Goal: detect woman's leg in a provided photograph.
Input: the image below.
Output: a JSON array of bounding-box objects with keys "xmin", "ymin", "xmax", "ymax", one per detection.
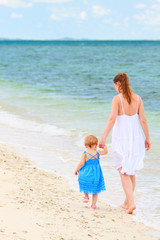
[
  {"xmin": 118, "ymin": 168, "xmax": 136, "ymax": 214},
  {"xmin": 121, "ymin": 175, "xmax": 136, "ymax": 209},
  {"xmin": 130, "ymin": 175, "xmax": 136, "ymax": 192}
]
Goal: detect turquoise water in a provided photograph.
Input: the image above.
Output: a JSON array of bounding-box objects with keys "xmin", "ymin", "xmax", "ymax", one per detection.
[{"xmin": 0, "ymin": 40, "xmax": 160, "ymax": 230}]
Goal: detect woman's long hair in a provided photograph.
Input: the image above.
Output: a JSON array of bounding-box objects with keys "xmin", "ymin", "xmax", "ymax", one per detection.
[{"xmin": 113, "ymin": 72, "xmax": 132, "ymax": 104}]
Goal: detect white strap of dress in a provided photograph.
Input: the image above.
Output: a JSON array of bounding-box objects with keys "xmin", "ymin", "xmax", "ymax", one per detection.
[
  {"xmin": 137, "ymin": 96, "xmax": 139, "ymax": 114},
  {"xmin": 118, "ymin": 95, "xmax": 125, "ymax": 114}
]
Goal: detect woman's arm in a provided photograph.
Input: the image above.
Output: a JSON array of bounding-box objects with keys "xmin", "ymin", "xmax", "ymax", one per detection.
[
  {"xmin": 99, "ymin": 96, "xmax": 118, "ymax": 148},
  {"xmin": 75, "ymin": 153, "xmax": 85, "ymax": 175},
  {"xmin": 138, "ymin": 97, "xmax": 151, "ymax": 150}
]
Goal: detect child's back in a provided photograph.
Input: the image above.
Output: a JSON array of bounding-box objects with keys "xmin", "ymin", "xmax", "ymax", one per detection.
[{"xmin": 78, "ymin": 151, "xmax": 106, "ymax": 194}]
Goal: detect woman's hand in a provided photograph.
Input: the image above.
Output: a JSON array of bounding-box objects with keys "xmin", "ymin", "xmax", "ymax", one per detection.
[
  {"xmin": 145, "ymin": 138, "xmax": 151, "ymax": 151},
  {"xmin": 99, "ymin": 138, "xmax": 106, "ymax": 149}
]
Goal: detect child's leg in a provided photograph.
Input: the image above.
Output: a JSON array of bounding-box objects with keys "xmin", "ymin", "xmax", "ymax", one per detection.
[
  {"xmin": 83, "ymin": 193, "xmax": 89, "ymax": 202},
  {"xmin": 92, "ymin": 194, "xmax": 98, "ymax": 206},
  {"xmin": 84, "ymin": 193, "xmax": 89, "ymax": 198},
  {"xmin": 118, "ymin": 168, "xmax": 136, "ymax": 214}
]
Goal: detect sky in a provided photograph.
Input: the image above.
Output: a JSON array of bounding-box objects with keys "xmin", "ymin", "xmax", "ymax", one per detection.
[{"xmin": 0, "ymin": 0, "xmax": 160, "ymax": 40}]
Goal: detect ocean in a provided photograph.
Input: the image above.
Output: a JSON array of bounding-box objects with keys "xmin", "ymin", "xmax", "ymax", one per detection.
[{"xmin": 0, "ymin": 40, "xmax": 159, "ymax": 230}]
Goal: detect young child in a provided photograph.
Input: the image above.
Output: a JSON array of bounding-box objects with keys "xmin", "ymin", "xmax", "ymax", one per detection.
[{"xmin": 75, "ymin": 135, "xmax": 108, "ymax": 209}]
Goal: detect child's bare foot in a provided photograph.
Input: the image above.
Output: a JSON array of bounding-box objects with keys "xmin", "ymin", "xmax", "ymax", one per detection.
[
  {"xmin": 126, "ymin": 205, "xmax": 136, "ymax": 214},
  {"xmin": 91, "ymin": 204, "xmax": 97, "ymax": 209},
  {"xmin": 83, "ymin": 196, "xmax": 89, "ymax": 203}
]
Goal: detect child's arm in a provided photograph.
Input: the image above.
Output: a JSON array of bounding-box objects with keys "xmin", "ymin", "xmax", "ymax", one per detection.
[
  {"xmin": 98, "ymin": 145, "xmax": 108, "ymax": 156},
  {"xmin": 75, "ymin": 153, "xmax": 86, "ymax": 175}
]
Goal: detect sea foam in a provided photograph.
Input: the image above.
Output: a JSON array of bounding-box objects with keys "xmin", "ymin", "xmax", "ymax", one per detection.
[{"xmin": 0, "ymin": 110, "xmax": 71, "ymax": 137}]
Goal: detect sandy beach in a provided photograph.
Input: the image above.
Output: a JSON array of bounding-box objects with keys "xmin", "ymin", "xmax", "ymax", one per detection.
[{"xmin": 0, "ymin": 143, "xmax": 159, "ymax": 240}]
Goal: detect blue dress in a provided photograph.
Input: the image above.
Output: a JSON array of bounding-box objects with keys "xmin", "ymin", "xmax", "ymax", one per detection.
[{"xmin": 78, "ymin": 151, "xmax": 106, "ymax": 194}]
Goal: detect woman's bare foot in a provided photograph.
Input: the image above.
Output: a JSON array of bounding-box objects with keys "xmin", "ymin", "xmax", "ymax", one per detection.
[
  {"xmin": 120, "ymin": 199, "xmax": 129, "ymax": 209},
  {"xmin": 126, "ymin": 205, "xmax": 136, "ymax": 214},
  {"xmin": 120, "ymin": 203, "xmax": 129, "ymax": 209}
]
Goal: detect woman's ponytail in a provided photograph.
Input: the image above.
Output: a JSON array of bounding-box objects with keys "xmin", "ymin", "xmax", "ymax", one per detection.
[{"xmin": 113, "ymin": 72, "xmax": 132, "ymax": 104}]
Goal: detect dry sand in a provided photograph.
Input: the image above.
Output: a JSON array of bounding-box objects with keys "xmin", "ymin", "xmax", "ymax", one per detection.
[{"xmin": 0, "ymin": 143, "xmax": 159, "ymax": 240}]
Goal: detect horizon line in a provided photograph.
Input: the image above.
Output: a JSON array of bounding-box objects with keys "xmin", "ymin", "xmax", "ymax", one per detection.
[{"xmin": 0, "ymin": 38, "xmax": 160, "ymax": 41}]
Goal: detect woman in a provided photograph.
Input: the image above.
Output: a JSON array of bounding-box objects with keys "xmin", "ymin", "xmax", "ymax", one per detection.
[{"xmin": 99, "ymin": 72, "xmax": 151, "ymax": 214}]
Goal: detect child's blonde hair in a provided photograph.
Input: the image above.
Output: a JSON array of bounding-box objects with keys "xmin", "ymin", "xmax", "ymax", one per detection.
[{"xmin": 85, "ymin": 135, "xmax": 98, "ymax": 148}]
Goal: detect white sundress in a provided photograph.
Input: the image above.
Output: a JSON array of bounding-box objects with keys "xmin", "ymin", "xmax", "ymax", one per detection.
[{"xmin": 112, "ymin": 95, "xmax": 145, "ymax": 175}]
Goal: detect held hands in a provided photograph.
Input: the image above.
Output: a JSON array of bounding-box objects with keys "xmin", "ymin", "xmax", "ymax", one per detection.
[
  {"xmin": 145, "ymin": 138, "xmax": 151, "ymax": 151},
  {"xmin": 99, "ymin": 138, "xmax": 106, "ymax": 149},
  {"xmin": 74, "ymin": 170, "xmax": 79, "ymax": 175}
]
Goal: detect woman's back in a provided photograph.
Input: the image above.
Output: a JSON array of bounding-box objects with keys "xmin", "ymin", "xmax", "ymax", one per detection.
[{"xmin": 117, "ymin": 93, "xmax": 139, "ymax": 116}]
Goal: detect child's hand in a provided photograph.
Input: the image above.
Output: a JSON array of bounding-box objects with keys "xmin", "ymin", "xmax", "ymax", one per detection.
[{"xmin": 75, "ymin": 171, "xmax": 79, "ymax": 175}]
